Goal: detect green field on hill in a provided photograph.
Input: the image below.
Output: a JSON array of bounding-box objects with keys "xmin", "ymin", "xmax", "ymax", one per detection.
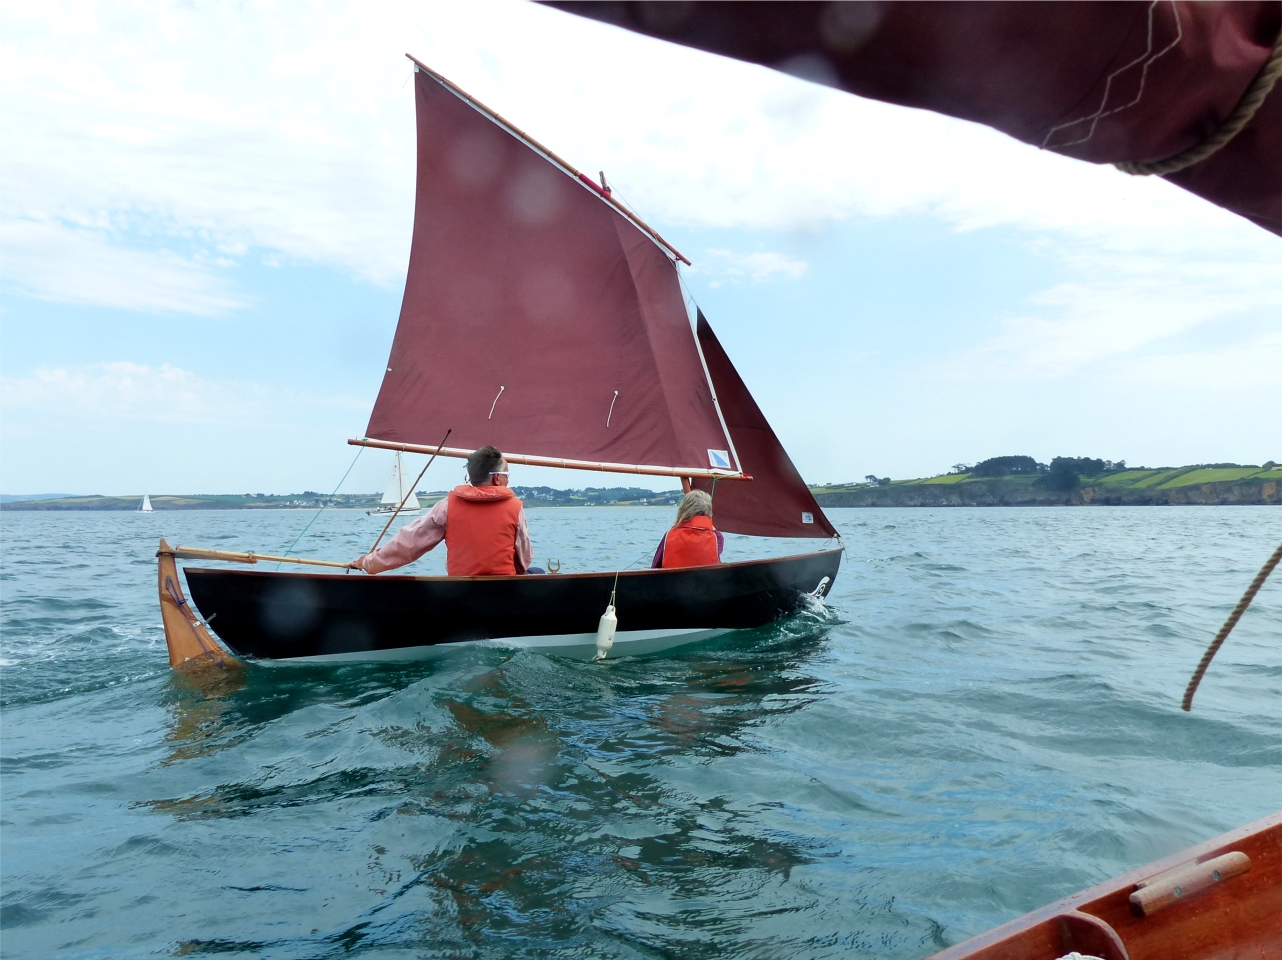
[
  {"xmin": 812, "ymin": 465, "xmax": 1282, "ymax": 495},
  {"xmin": 810, "ymin": 463, "xmax": 1281, "ymax": 507}
]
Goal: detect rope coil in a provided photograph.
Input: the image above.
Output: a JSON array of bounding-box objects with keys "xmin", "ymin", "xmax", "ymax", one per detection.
[
  {"xmin": 1116, "ymin": 28, "xmax": 1282, "ymax": 177},
  {"xmin": 1182, "ymin": 540, "xmax": 1282, "ymax": 711}
]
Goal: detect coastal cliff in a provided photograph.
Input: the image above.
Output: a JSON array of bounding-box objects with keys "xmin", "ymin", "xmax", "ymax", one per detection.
[{"xmin": 812, "ymin": 468, "xmax": 1281, "ymax": 508}]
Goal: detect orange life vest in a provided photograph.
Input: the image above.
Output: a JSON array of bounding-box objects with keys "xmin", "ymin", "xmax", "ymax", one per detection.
[
  {"xmin": 660, "ymin": 515, "xmax": 721, "ymax": 568},
  {"xmin": 444, "ymin": 484, "xmax": 523, "ymax": 577}
]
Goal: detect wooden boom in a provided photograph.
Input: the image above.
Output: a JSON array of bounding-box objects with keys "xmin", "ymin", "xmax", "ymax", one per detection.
[{"xmin": 347, "ymin": 437, "xmax": 750, "ymax": 481}]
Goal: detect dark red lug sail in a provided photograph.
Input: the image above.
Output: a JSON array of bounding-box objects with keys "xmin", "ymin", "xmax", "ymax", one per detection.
[
  {"xmin": 366, "ymin": 67, "xmax": 738, "ymax": 476},
  {"xmin": 548, "ymin": 1, "xmax": 1282, "ymax": 236},
  {"xmin": 692, "ymin": 312, "xmax": 836, "ymax": 539}
]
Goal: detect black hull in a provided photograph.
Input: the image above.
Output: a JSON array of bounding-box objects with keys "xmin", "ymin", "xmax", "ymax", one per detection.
[{"xmin": 183, "ymin": 550, "xmax": 841, "ymax": 662}]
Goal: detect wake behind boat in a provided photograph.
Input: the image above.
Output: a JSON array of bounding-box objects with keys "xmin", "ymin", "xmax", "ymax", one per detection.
[{"xmin": 157, "ymin": 56, "xmax": 841, "ymax": 668}]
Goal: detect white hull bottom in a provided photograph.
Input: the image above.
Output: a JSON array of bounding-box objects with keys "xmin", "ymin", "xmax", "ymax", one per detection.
[{"xmin": 254, "ymin": 627, "xmax": 732, "ymax": 665}]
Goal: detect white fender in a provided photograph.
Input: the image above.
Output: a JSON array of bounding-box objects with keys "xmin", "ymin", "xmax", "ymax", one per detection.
[{"xmin": 594, "ymin": 604, "xmax": 617, "ymax": 660}]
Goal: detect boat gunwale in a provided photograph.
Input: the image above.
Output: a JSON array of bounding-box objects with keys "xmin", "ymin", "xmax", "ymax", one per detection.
[
  {"xmin": 928, "ymin": 810, "xmax": 1282, "ymax": 959},
  {"xmin": 179, "ymin": 547, "xmax": 844, "ymax": 584}
]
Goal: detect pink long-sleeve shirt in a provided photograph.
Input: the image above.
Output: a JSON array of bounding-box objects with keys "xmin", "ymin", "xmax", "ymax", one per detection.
[{"xmin": 357, "ymin": 496, "xmax": 532, "ymax": 575}]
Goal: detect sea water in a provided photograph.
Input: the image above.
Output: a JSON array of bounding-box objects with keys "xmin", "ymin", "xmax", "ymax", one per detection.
[{"xmin": 1, "ymin": 507, "xmax": 1278, "ymax": 959}]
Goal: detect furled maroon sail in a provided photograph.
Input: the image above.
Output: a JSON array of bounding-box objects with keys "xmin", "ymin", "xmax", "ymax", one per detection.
[
  {"xmin": 692, "ymin": 313, "xmax": 835, "ymax": 539},
  {"xmin": 550, "ymin": 1, "xmax": 1282, "ymax": 236},
  {"xmin": 364, "ymin": 65, "xmax": 740, "ymax": 477}
]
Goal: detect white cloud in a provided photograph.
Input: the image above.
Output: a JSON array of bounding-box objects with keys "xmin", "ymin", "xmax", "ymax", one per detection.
[
  {"xmin": 703, "ymin": 248, "xmax": 808, "ymax": 282},
  {"xmin": 1120, "ymin": 329, "xmax": 1282, "ymax": 391},
  {"xmin": 0, "ymin": 219, "xmax": 243, "ymax": 315},
  {"xmin": 0, "ymin": 362, "xmax": 364, "ymax": 427},
  {"xmin": 1, "ymin": 0, "xmax": 1278, "ymax": 490},
  {"xmin": 933, "ymin": 257, "xmax": 1282, "ymax": 381},
  {"xmin": 2, "ymin": 0, "xmax": 1275, "ymax": 317}
]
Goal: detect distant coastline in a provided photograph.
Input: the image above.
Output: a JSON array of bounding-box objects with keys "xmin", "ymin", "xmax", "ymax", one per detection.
[
  {"xmin": 811, "ymin": 465, "xmax": 1281, "ymax": 507},
  {"xmin": 0, "ymin": 486, "xmax": 685, "ymax": 512},
  {"xmin": 5, "ymin": 466, "xmax": 1279, "ymax": 511}
]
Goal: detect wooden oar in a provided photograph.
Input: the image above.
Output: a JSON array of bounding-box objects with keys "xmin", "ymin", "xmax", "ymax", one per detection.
[{"xmin": 171, "ymin": 546, "xmax": 352, "ymax": 569}]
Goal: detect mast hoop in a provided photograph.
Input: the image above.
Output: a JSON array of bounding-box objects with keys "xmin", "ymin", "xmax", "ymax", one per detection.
[
  {"xmin": 406, "ymin": 53, "xmax": 691, "ymax": 266},
  {"xmin": 349, "ymin": 437, "xmax": 751, "ymax": 481}
]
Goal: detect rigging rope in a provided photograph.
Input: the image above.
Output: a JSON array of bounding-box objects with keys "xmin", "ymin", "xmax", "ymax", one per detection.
[
  {"xmin": 1182, "ymin": 539, "xmax": 1282, "ymax": 711},
  {"xmin": 1116, "ymin": 28, "xmax": 1282, "ymax": 177},
  {"xmin": 275, "ymin": 445, "xmax": 364, "ymax": 570}
]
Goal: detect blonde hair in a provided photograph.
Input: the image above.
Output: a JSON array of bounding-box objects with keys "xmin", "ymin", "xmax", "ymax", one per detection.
[{"xmin": 674, "ymin": 489, "xmax": 713, "ymax": 526}]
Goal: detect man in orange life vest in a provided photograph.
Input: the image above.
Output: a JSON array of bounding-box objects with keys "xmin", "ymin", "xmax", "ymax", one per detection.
[
  {"xmin": 352, "ymin": 446, "xmax": 535, "ymax": 576},
  {"xmin": 651, "ymin": 490, "xmax": 724, "ymax": 568}
]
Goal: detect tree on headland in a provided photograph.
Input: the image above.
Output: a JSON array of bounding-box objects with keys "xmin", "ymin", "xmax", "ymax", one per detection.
[
  {"xmin": 1049, "ymin": 457, "xmax": 1106, "ymax": 476},
  {"xmin": 1037, "ymin": 456, "xmax": 1114, "ymax": 491},
  {"xmin": 972, "ymin": 456, "xmax": 1042, "ymax": 477}
]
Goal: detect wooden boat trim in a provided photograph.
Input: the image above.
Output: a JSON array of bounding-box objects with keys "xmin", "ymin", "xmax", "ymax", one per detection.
[
  {"xmin": 156, "ymin": 538, "xmax": 239, "ymax": 669},
  {"xmin": 179, "ymin": 548, "xmax": 841, "ymax": 662},
  {"xmin": 179, "ymin": 547, "xmax": 844, "ymax": 583},
  {"xmin": 348, "ymin": 437, "xmax": 750, "ymax": 481},
  {"xmin": 928, "ymin": 810, "xmax": 1282, "ymax": 960}
]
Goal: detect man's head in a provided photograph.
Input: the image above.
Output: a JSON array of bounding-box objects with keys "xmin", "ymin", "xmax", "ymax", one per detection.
[{"xmin": 466, "ymin": 445, "xmax": 507, "ymax": 486}]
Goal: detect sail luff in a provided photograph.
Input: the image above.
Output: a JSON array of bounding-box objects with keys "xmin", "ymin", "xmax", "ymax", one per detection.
[
  {"xmin": 684, "ymin": 286, "xmax": 744, "ymax": 477},
  {"xmin": 405, "ymin": 55, "xmax": 690, "ymax": 266}
]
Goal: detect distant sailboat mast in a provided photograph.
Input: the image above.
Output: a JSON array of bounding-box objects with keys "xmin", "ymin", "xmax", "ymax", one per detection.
[
  {"xmin": 139, "ymin": 494, "xmax": 153, "ymax": 513},
  {"xmin": 371, "ymin": 452, "xmax": 420, "ymax": 515}
]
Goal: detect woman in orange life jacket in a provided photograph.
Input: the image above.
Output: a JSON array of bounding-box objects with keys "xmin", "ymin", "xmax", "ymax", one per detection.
[
  {"xmin": 651, "ymin": 489, "xmax": 724, "ymax": 569},
  {"xmin": 352, "ymin": 445, "xmax": 542, "ymax": 576}
]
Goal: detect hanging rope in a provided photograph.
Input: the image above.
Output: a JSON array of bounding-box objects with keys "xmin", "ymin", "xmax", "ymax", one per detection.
[
  {"xmin": 1116, "ymin": 29, "xmax": 1282, "ymax": 177},
  {"xmin": 1182, "ymin": 540, "xmax": 1282, "ymax": 711},
  {"xmin": 275, "ymin": 445, "xmax": 364, "ymax": 569}
]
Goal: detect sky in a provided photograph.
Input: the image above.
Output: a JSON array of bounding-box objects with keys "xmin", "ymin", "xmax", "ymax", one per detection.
[{"xmin": 2, "ymin": 1, "xmax": 1279, "ymax": 497}]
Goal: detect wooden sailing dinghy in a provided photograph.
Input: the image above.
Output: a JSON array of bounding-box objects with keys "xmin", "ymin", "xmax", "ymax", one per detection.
[
  {"xmin": 158, "ymin": 56, "xmax": 841, "ymax": 667},
  {"xmin": 927, "ymin": 811, "xmax": 1281, "ymax": 960}
]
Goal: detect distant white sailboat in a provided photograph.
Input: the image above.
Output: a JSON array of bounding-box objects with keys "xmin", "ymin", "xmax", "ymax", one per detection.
[
  {"xmin": 139, "ymin": 494, "xmax": 153, "ymax": 513},
  {"xmin": 368, "ymin": 452, "xmax": 420, "ymax": 516}
]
